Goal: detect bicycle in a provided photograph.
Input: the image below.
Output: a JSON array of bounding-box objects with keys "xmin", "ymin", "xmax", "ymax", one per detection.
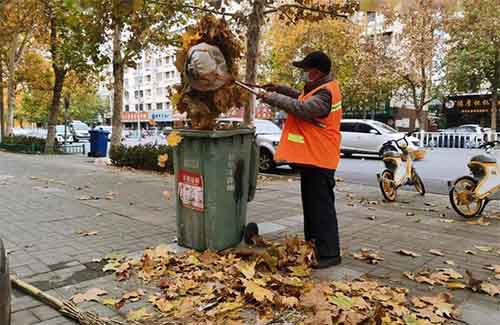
[{"xmin": 377, "ymin": 131, "xmax": 426, "ymax": 202}]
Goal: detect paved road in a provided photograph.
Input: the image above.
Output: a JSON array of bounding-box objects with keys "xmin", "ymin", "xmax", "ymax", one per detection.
[{"xmin": 274, "ymin": 149, "xmax": 496, "ymax": 195}]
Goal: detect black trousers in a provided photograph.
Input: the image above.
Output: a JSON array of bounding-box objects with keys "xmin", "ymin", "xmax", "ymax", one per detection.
[{"xmin": 300, "ymin": 166, "xmax": 340, "ymax": 258}]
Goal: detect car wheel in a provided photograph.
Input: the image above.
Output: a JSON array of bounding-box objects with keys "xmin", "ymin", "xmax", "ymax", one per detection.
[
  {"xmin": 0, "ymin": 239, "xmax": 11, "ymax": 325},
  {"xmin": 259, "ymin": 149, "xmax": 276, "ymax": 173}
]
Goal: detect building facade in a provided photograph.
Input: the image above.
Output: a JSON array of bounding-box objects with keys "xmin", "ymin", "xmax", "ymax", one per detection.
[{"xmin": 98, "ymin": 47, "xmax": 181, "ymax": 129}]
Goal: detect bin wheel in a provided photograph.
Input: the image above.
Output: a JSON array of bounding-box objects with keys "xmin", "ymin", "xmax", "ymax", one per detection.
[{"xmin": 244, "ymin": 222, "xmax": 259, "ymax": 245}]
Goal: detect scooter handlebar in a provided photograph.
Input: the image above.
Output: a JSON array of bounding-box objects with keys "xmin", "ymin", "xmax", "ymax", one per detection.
[{"xmin": 479, "ymin": 140, "xmax": 500, "ymax": 149}]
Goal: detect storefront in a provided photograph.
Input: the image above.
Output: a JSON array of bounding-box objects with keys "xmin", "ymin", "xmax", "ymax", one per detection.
[
  {"xmin": 444, "ymin": 94, "xmax": 499, "ymax": 129},
  {"xmin": 122, "ymin": 111, "xmax": 149, "ymax": 130}
]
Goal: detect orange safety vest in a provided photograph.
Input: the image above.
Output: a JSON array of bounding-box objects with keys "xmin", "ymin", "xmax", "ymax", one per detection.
[{"xmin": 275, "ymin": 80, "xmax": 342, "ymax": 170}]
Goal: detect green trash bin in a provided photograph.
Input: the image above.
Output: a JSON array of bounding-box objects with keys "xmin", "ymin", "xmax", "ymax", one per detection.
[{"xmin": 173, "ymin": 128, "xmax": 258, "ymax": 251}]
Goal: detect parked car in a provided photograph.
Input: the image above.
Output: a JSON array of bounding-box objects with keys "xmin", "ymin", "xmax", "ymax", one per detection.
[
  {"xmin": 340, "ymin": 119, "xmax": 422, "ymax": 157},
  {"xmin": 0, "ymin": 238, "xmax": 11, "ymax": 325},
  {"xmin": 438, "ymin": 124, "xmax": 486, "ymax": 148},
  {"xmin": 217, "ymin": 118, "xmax": 282, "ymax": 172},
  {"xmin": 55, "ymin": 125, "xmax": 74, "ymax": 144},
  {"xmin": 69, "ymin": 121, "xmax": 90, "ymax": 142}
]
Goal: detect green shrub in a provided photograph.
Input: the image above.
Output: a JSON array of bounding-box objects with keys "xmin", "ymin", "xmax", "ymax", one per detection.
[
  {"xmin": 0, "ymin": 135, "xmax": 46, "ymax": 153},
  {"xmin": 109, "ymin": 144, "xmax": 173, "ymax": 174}
]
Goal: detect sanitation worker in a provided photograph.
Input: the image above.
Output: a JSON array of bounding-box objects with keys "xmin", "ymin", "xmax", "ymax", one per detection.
[{"xmin": 257, "ymin": 51, "xmax": 342, "ymax": 269}]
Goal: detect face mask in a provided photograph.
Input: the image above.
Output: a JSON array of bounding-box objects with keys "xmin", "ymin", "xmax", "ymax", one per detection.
[{"xmin": 302, "ymin": 71, "xmax": 312, "ymax": 83}]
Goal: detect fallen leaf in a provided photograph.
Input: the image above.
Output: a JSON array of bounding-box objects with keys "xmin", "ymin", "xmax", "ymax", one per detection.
[
  {"xmin": 152, "ymin": 297, "xmax": 175, "ymax": 313},
  {"xmin": 352, "ymin": 248, "xmax": 384, "ymax": 264},
  {"xmin": 367, "ymin": 216, "xmax": 376, "ymax": 221},
  {"xmin": 406, "ymin": 212, "xmax": 415, "ymax": 216},
  {"xmin": 437, "ymin": 268, "xmax": 463, "ymax": 279},
  {"xmin": 243, "ymin": 280, "xmax": 274, "ymax": 302},
  {"xmin": 127, "ymin": 307, "xmax": 151, "ymax": 321},
  {"xmin": 465, "ymin": 250, "xmax": 477, "ymax": 255},
  {"xmin": 444, "ymin": 260, "xmax": 456, "ymax": 266},
  {"xmin": 78, "ymin": 195, "xmax": 98, "ymax": 201},
  {"xmin": 439, "ymin": 218, "xmax": 455, "ymax": 224},
  {"xmin": 288, "ymin": 265, "xmax": 311, "ymax": 277},
  {"xmin": 167, "ymin": 131, "xmax": 183, "ymax": 147},
  {"xmin": 447, "ymin": 282, "xmax": 467, "ymax": 289},
  {"xmin": 397, "ymin": 249, "xmax": 421, "ymax": 257},
  {"xmin": 71, "ymin": 288, "xmax": 107, "ymax": 304},
  {"xmin": 410, "ymin": 297, "xmax": 427, "ymax": 308},
  {"xmin": 484, "ymin": 264, "xmax": 500, "ymax": 274},
  {"xmin": 101, "ymin": 298, "xmax": 118, "ymax": 307},
  {"xmin": 480, "ymin": 282, "xmax": 500, "ymax": 296},
  {"xmin": 278, "ymin": 295, "xmax": 299, "ymax": 307},
  {"xmin": 415, "ymin": 276, "xmax": 435, "ymax": 286},
  {"xmin": 162, "ymin": 190, "xmax": 172, "ymax": 201},
  {"xmin": 328, "ymin": 293, "xmax": 354, "ymax": 309},
  {"xmin": 474, "ymin": 245, "xmax": 493, "ymax": 252},
  {"xmin": 76, "ymin": 230, "xmax": 98, "ymax": 237},
  {"xmin": 429, "ymin": 249, "xmax": 444, "ymax": 256},
  {"xmin": 466, "ymin": 217, "xmax": 490, "ymax": 226},
  {"xmin": 237, "ymin": 261, "xmax": 256, "ymax": 279}
]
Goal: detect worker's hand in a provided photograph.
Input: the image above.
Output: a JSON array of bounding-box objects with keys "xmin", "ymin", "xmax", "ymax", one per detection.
[{"xmin": 261, "ymin": 83, "xmax": 278, "ymax": 92}]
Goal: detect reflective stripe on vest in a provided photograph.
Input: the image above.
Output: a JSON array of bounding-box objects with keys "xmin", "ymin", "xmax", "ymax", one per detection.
[
  {"xmin": 288, "ymin": 133, "xmax": 305, "ymax": 144},
  {"xmin": 331, "ymin": 101, "xmax": 342, "ymax": 112}
]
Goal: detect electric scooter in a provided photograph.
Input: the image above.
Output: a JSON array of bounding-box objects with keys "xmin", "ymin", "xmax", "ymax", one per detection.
[
  {"xmin": 377, "ymin": 131, "xmax": 426, "ymax": 202},
  {"xmin": 449, "ymin": 141, "xmax": 500, "ymax": 218}
]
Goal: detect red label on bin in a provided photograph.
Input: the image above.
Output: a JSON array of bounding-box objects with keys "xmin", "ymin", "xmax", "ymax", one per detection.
[{"xmin": 178, "ymin": 170, "xmax": 204, "ymax": 212}]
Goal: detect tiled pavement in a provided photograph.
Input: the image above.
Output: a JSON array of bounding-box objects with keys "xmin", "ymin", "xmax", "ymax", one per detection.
[{"xmin": 0, "ymin": 152, "xmax": 499, "ymax": 324}]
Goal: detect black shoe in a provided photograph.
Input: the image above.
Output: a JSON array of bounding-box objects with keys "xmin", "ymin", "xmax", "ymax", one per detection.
[{"xmin": 313, "ymin": 256, "xmax": 342, "ymax": 269}]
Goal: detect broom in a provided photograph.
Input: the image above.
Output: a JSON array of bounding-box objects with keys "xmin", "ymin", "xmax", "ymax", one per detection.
[{"xmin": 10, "ymin": 275, "xmax": 127, "ymax": 325}]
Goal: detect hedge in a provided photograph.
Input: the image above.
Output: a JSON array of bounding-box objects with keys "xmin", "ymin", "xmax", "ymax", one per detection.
[
  {"xmin": 0, "ymin": 135, "xmax": 46, "ymax": 153},
  {"xmin": 109, "ymin": 144, "xmax": 174, "ymax": 174}
]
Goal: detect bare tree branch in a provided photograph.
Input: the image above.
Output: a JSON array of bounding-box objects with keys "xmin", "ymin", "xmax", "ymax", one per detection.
[{"xmin": 263, "ymin": 4, "xmax": 349, "ymax": 19}]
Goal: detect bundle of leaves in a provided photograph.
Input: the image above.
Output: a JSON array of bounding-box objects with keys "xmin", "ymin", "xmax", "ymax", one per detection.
[
  {"xmin": 109, "ymin": 144, "xmax": 173, "ymax": 174},
  {"xmin": 101, "ymin": 238, "xmax": 459, "ymax": 324},
  {"xmin": 172, "ymin": 14, "xmax": 248, "ymax": 129}
]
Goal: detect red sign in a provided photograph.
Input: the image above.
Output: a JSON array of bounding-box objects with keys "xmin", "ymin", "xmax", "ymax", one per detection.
[
  {"xmin": 178, "ymin": 170, "xmax": 204, "ymax": 212},
  {"xmin": 121, "ymin": 111, "xmax": 149, "ymax": 122}
]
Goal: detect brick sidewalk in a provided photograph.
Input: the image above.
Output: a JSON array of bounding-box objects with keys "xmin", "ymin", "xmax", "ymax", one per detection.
[{"xmin": 0, "ymin": 152, "xmax": 499, "ymax": 324}]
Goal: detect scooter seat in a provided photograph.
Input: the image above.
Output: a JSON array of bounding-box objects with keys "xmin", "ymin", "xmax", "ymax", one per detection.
[
  {"xmin": 470, "ymin": 154, "xmax": 496, "ymax": 163},
  {"xmin": 383, "ymin": 151, "xmax": 401, "ymax": 159}
]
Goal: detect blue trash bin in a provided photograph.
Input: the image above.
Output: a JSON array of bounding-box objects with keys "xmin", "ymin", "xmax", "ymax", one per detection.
[{"xmin": 89, "ymin": 130, "xmax": 109, "ymax": 157}]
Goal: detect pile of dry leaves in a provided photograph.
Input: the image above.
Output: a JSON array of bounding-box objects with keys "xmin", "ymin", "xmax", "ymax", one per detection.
[
  {"xmin": 172, "ymin": 15, "xmax": 248, "ymax": 129},
  {"xmin": 91, "ymin": 238, "xmax": 464, "ymax": 324}
]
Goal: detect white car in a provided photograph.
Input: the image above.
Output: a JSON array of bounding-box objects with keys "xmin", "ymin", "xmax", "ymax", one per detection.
[
  {"xmin": 217, "ymin": 118, "xmax": 282, "ymax": 172},
  {"xmin": 69, "ymin": 121, "xmax": 90, "ymax": 142},
  {"xmin": 340, "ymin": 119, "xmax": 421, "ymax": 157},
  {"xmin": 55, "ymin": 125, "xmax": 74, "ymax": 144}
]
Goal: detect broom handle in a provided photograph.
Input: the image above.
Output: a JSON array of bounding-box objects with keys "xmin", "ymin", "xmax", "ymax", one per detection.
[{"xmin": 10, "ymin": 275, "xmax": 64, "ymax": 310}]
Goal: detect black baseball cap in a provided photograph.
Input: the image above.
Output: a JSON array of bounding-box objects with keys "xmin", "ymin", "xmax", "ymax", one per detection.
[{"xmin": 292, "ymin": 51, "xmax": 331, "ymax": 74}]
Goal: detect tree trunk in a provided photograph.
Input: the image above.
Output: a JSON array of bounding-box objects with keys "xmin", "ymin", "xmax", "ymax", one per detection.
[
  {"xmin": 6, "ymin": 36, "xmax": 18, "ymax": 136},
  {"xmin": 0, "ymin": 61, "xmax": 4, "ymax": 141},
  {"xmin": 491, "ymin": 51, "xmax": 499, "ymax": 139},
  {"xmin": 111, "ymin": 21, "xmax": 124, "ymax": 147},
  {"xmin": 243, "ymin": 0, "xmax": 265, "ymax": 127},
  {"xmin": 45, "ymin": 68, "xmax": 65, "ymax": 153}
]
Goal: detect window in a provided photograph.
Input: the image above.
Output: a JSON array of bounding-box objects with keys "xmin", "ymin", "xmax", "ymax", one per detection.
[
  {"xmin": 124, "ymin": 79, "xmax": 129, "ymax": 86},
  {"xmin": 125, "ymin": 91, "xmax": 129, "ymax": 99},
  {"xmin": 146, "ymin": 89, "xmax": 151, "ymax": 97},
  {"xmin": 139, "ymin": 90, "xmax": 144, "ymax": 98},
  {"xmin": 134, "ymin": 91, "xmax": 139, "ymax": 99},
  {"xmin": 340, "ymin": 122, "xmax": 356, "ymax": 132},
  {"xmin": 156, "ymin": 72, "xmax": 162, "ymax": 81},
  {"xmin": 139, "ymin": 103, "xmax": 143, "ymax": 111},
  {"xmin": 134, "ymin": 76, "xmax": 142, "ymax": 85},
  {"xmin": 146, "ymin": 103, "xmax": 152, "ymax": 111},
  {"xmin": 135, "ymin": 104, "xmax": 139, "ymax": 111},
  {"xmin": 165, "ymin": 72, "xmax": 169, "ymax": 80},
  {"xmin": 355, "ymin": 123, "xmax": 378, "ymax": 134},
  {"xmin": 125, "ymin": 105, "xmax": 130, "ymax": 112},
  {"xmin": 145, "ymin": 75, "xmax": 151, "ymax": 83},
  {"xmin": 156, "ymin": 58, "xmax": 161, "ymax": 66},
  {"xmin": 156, "ymin": 87, "xmax": 162, "ymax": 96},
  {"xmin": 367, "ymin": 11, "xmax": 376, "ymax": 22},
  {"xmin": 165, "ymin": 56, "xmax": 170, "ymax": 64},
  {"xmin": 165, "ymin": 102, "xmax": 171, "ymax": 110},
  {"xmin": 156, "ymin": 103, "xmax": 163, "ymax": 110}
]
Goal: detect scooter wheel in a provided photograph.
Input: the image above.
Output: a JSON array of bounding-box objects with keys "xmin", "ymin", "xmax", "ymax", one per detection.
[
  {"xmin": 379, "ymin": 169, "xmax": 397, "ymax": 202},
  {"xmin": 449, "ymin": 176, "xmax": 484, "ymax": 218},
  {"xmin": 412, "ymin": 170, "xmax": 426, "ymax": 196}
]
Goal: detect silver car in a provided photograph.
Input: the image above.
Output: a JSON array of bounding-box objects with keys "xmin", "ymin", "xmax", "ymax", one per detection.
[{"xmin": 217, "ymin": 118, "xmax": 282, "ymax": 172}]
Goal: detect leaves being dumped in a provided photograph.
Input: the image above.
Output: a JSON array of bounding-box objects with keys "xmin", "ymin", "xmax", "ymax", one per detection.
[
  {"xmin": 70, "ymin": 288, "xmax": 107, "ymax": 304},
  {"xmin": 173, "ymin": 15, "xmax": 248, "ymax": 129},
  {"xmin": 351, "ymin": 248, "xmax": 384, "ymax": 264}
]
